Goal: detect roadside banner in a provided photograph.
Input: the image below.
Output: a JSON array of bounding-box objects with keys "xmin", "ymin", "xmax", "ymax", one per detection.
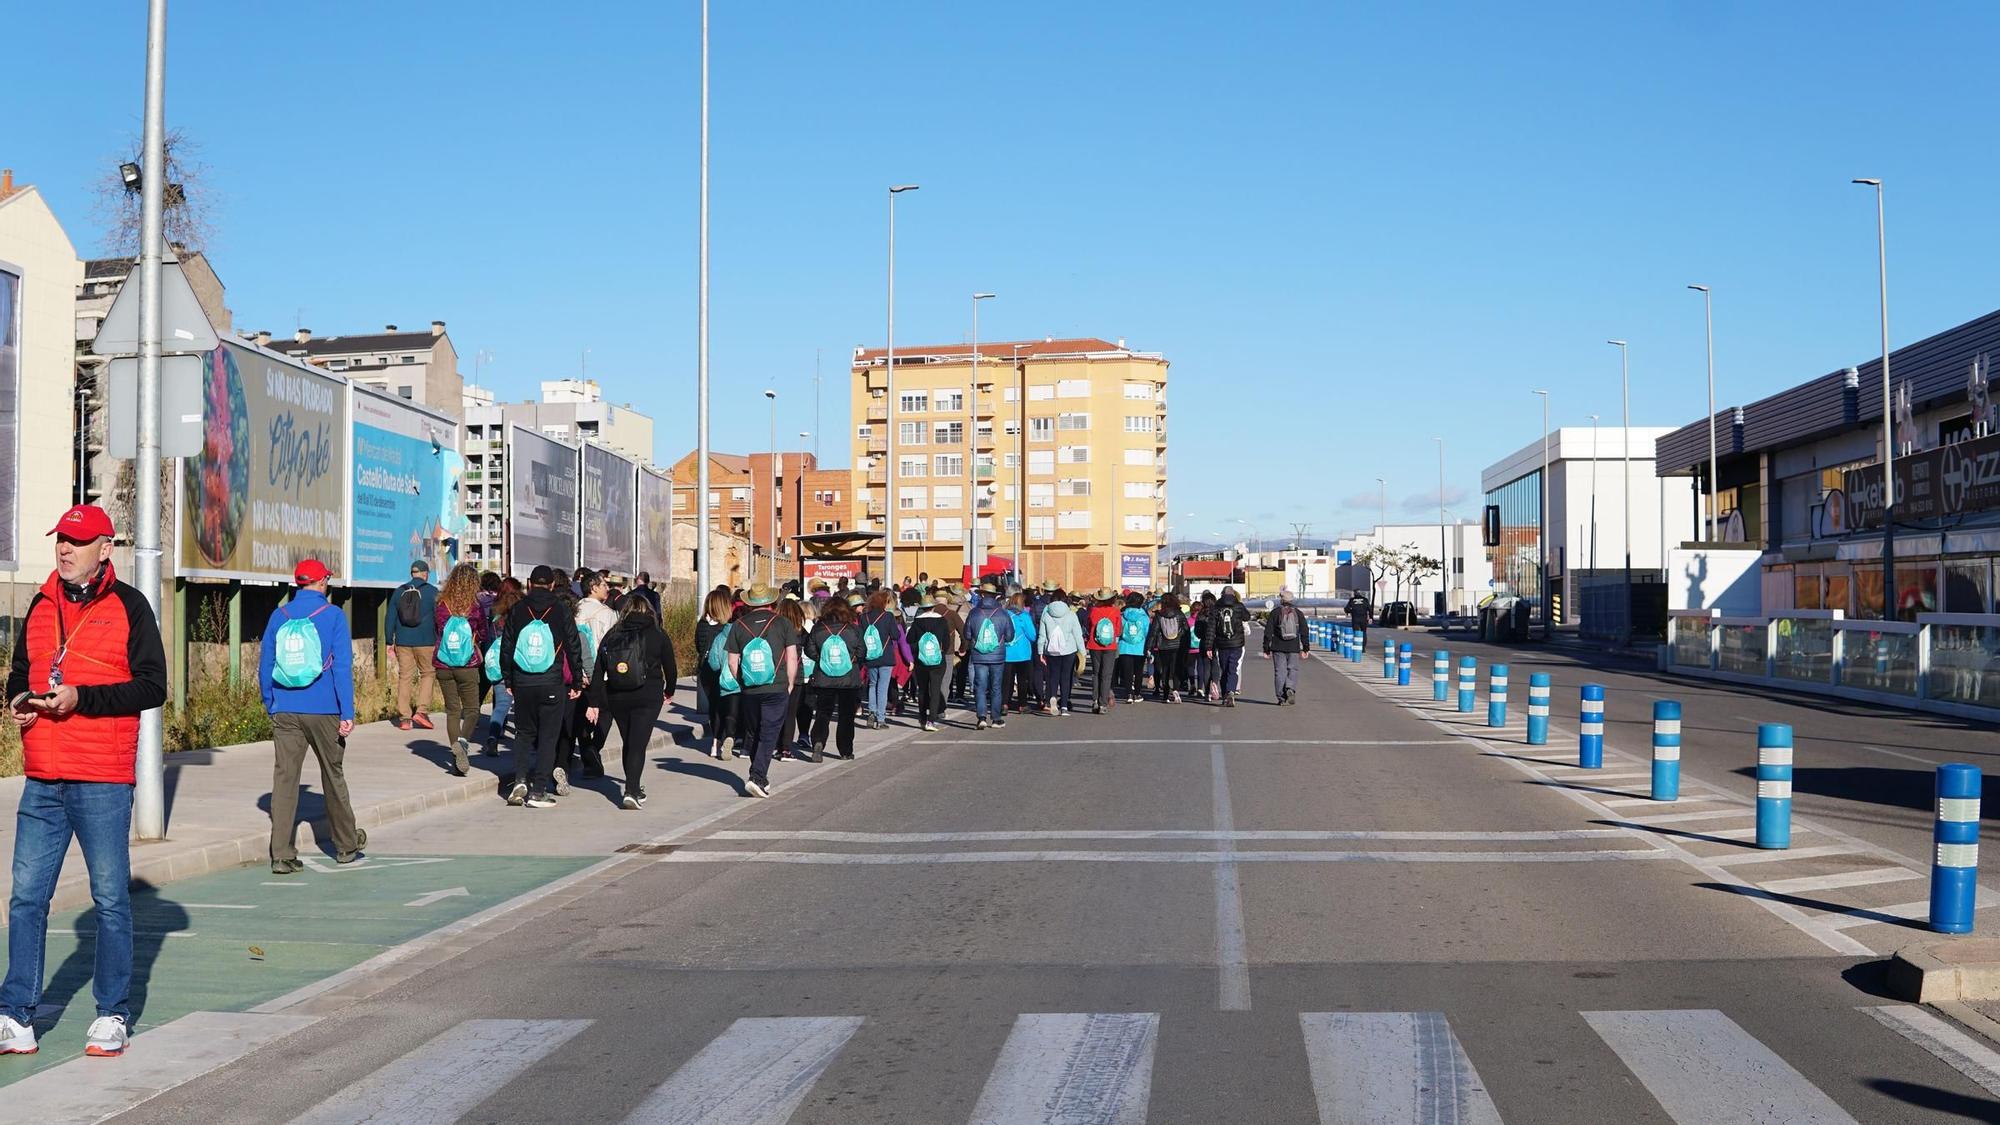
[
  {"xmin": 804, "ymin": 558, "xmax": 863, "ymax": 581},
  {"xmin": 1121, "ymin": 552, "xmax": 1151, "ymax": 583},
  {"xmin": 351, "ymin": 386, "xmax": 458, "ymax": 585},
  {"xmin": 581, "ymin": 443, "xmax": 637, "ymax": 575},
  {"xmin": 180, "ymin": 341, "xmax": 345, "ymax": 581},
  {"xmin": 506, "ymin": 425, "xmax": 578, "ymax": 578},
  {"xmin": 637, "ymin": 465, "xmax": 673, "ymax": 581}
]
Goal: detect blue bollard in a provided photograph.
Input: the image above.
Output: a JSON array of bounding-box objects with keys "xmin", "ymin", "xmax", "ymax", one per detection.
[
  {"xmin": 1755, "ymin": 723, "xmax": 1792, "ymax": 848},
  {"xmin": 1350, "ymin": 628, "xmax": 1362, "ymax": 664},
  {"xmin": 1382, "ymin": 639, "xmax": 1395, "ymax": 680},
  {"xmin": 1579, "ymin": 684, "xmax": 1605, "ymax": 769},
  {"xmin": 1432, "ymin": 650, "xmax": 1450, "ymax": 702},
  {"xmin": 1651, "ymin": 701, "xmax": 1682, "ymax": 800},
  {"xmin": 1457, "ymin": 656, "xmax": 1477, "ymax": 713},
  {"xmin": 1487, "ymin": 664, "xmax": 1509, "ymax": 727},
  {"xmin": 1397, "ymin": 643, "xmax": 1413, "ymax": 686},
  {"xmin": 1931, "ymin": 763, "xmax": 1982, "ymax": 934},
  {"xmin": 1527, "ymin": 672, "xmax": 1550, "ymax": 745}
]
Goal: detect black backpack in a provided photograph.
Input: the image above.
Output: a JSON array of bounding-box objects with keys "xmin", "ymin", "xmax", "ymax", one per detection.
[
  {"xmin": 599, "ymin": 625, "xmax": 651, "ymax": 692},
  {"xmin": 396, "ymin": 585, "xmax": 425, "ymax": 629},
  {"xmin": 1217, "ymin": 605, "xmax": 1242, "ymax": 644},
  {"xmin": 1276, "ymin": 607, "xmax": 1299, "ymax": 640}
]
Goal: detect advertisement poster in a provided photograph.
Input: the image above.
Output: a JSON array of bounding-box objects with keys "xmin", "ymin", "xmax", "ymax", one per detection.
[
  {"xmin": 351, "ymin": 388, "xmax": 457, "ymax": 586},
  {"xmin": 581, "ymin": 443, "xmax": 636, "ymax": 575},
  {"xmin": 805, "ymin": 558, "xmax": 862, "ymax": 581},
  {"xmin": 180, "ymin": 341, "xmax": 345, "ymax": 581},
  {"xmin": 0, "ymin": 265, "xmax": 18, "ymax": 569},
  {"xmin": 637, "ymin": 465, "xmax": 674, "ymax": 581},
  {"xmin": 1120, "ymin": 552, "xmax": 1152, "ymax": 583},
  {"xmin": 506, "ymin": 425, "xmax": 578, "ymax": 578}
]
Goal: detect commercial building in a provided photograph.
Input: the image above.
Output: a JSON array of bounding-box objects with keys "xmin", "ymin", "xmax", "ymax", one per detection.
[
  {"xmin": 0, "ymin": 169, "xmax": 83, "ymax": 612},
  {"xmin": 667, "ymin": 449, "xmax": 852, "ymax": 583},
  {"xmin": 1482, "ymin": 427, "xmax": 1699, "ymax": 633},
  {"xmin": 264, "ymin": 322, "xmax": 463, "ymax": 419},
  {"xmin": 850, "ymin": 336, "xmax": 1168, "ymax": 590},
  {"xmin": 1329, "ymin": 523, "xmax": 1486, "ymax": 615},
  {"xmin": 1654, "ymin": 303, "xmax": 2000, "ymax": 621}
]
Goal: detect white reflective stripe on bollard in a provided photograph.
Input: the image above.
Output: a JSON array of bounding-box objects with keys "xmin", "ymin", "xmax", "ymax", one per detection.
[
  {"xmin": 1940, "ymin": 798, "xmax": 1981, "ymax": 822},
  {"xmin": 1581, "ymin": 722, "xmax": 1605, "ymax": 735},
  {"xmin": 1654, "ymin": 719, "xmax": 1680, "ymax": 736},
  {"xmin": 1528, "ymin": 705, "xmax": 1550, "ymax": 716},
  {"xmin": 1653, "ymin": 746, "xmax": 1681, "ymax": 762},
  {"xmin": 1938, "ymin": 843, "xmax": 1980, "ymax": 868},
  {"xmin": 1758, "ymin": 746, "xmax": 1793, "ymax": 767},
  {"xmin": 1757, "ymin": 780, "xmax": 1791, "ymax": 799}
]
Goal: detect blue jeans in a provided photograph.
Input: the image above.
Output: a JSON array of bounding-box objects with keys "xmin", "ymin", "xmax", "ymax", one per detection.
[
  {"xmin": 486, "ymin": 681, "xmax": 513, "ymax": 745},
  {"xmin": 972, "ymin": 662, "xmax": 1006, "ymax": 721},
  {"xmin": 3, "ymin": 779, "xmax": 133, "ymax": 1025},
  {"xmin": 866, "ymin": 666, "xmax": 894, "ymax": 723}
]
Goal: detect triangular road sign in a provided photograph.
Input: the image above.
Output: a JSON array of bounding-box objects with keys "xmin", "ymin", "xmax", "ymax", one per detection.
[{"xmin": 91, "ymin": 242, "xmax": 220, "ymax": 355}]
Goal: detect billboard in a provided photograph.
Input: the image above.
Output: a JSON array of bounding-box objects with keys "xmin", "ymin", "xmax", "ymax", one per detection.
[
  {"xmin": 1120, "ymin": 552, "xmax": 1152, "ymax": 583},
  {"xmin": 351, "ymin": 387, "xmax": 459, "ymax": 586},
  {"xmin": 0, "ymin": 264, "xmax": 17, "ymax": 569},
  {"xmin": 805, "ymin": 558, "xmax": 862, "ymax": 581},
  {"xmin": 180, "ymin": 341, "xmax": 346, "ymax": 581},
  {"xmin": 580, "ymin": 442, "xmax": 636, "ymax": 575},
  {"xmin": 506, "ymin": 424, "xmax": 578, "ymax": 578},
  {"xmin": 637, "ymin": 465, "xmax": 673, "ymax": 581}
]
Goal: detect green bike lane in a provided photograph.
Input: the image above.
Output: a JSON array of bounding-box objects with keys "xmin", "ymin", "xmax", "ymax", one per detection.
[{"xmin": 1, "ymin": 853, "xmax": 596, "ymax": 1082}]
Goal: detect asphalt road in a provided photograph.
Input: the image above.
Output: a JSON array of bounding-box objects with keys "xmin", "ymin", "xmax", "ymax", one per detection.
[{"xmin": 101, "ymin": 633, "xmax": 2000, "ymax": 1123}]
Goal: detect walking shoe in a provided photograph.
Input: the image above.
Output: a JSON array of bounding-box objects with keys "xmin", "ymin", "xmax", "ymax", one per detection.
[
  {"xmin": 481, "ymin": 739, "xmax": 498, "ymax": 756},
  {"xmin": 976, "ymin": 717, "xmax": 989, "ymax": 731},
  {"xmin": 731, "ymin": 744, "xmax": 746, "ymax": 759},
  {"xmin": 507, "ymin": 782, "xmax": 528, "ymax": 806},
  {"xmin": 0, "ymin": 1015, "xmax": 37, "ymax": 1054},
  {"xmin": 552, "ymin": 767, "xmax": 570, "ymax": 796},
  {"xmin": 745, "ymin": 778, "xmax": 770, "ymax": 799},
  {"xmin": 994, "ymin": 717, "xmax": 1007, "ymax": 728},
  {"xmin": 923, "ymin": 722, "xmax": 940, "ymax": 732},
  {"xmin": 839, "ymin": 750, "xmax": 855, "ymax": 760},
  {"xmin": 451, "ymin": 738, "xmax": 470, "ymax": 776},
  {"xmin": 810, "ymin": 742, "xmax": 826, "ymax": 764},
  {"xmin": 1224, "ymin": 695, "xmax": 1237, "ymax": 708},
  {"xmin": 621, "ymin": 793, "xmax": 641, "ymax": 810},
  {"xmin": 524, "ymin": 790, "xmax": 557, "ymax": 809},
  {"xmin": 411, "ymin": 713, "xmax": 435, "ymax": 731},
  {"xmin": 634, "ymin": 789, "xmax": 648, "ymax": 808},
  {"xmin": 395, "ymin": 717, "xmax": 413, "ymax": 732},
  {"xmin": 84, "ymin": 1016, "xmax": 128, "ymax": 1057},
  {"xmin": 336, "ymin": 828, "xmax": 368, "ymax": 865}
]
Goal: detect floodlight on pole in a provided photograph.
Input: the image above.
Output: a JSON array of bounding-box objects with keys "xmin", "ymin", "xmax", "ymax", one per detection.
[{"xmin": 1854, "ymin": 177, "xmax": 1895, "ymax": 620}]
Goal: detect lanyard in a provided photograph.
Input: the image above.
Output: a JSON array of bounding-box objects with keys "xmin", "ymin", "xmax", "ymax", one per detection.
[{"xmin": 50, "ymin": 595, "xmax": 102, "ymax": 687}]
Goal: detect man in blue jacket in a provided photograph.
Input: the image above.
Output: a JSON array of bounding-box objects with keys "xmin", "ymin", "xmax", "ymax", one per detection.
[
  {"xmin": 259, "ymin": 559, "xmax": 364, "ymax": 874},
  {"xmin": 961, "ymin": 581, "xmax": 1015, "ymax": 730},
  {"xmin": 388, "ymin": 560, "xmax": 439, "ymax": 732}
]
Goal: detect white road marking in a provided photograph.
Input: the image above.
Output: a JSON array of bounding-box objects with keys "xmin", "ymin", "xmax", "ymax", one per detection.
[
  {"xmin": 1212, "ymin": 744, "xmax": 1251, "ymax": 1011},
  {"xmin": 290, "ymin": 1018, "xmax": 592, "ymax": 1124},
  {"xmin": 908, "ymin": 739, "xmax": 1461, "ymax": 746},
  {"xmin": 1613, "ymin": 809, "xmax": 1749, "ymax": 826},
  {"xmin": 1820, "ymin": 899, "xmax": 1994, "ymax": 929},
  {"xmin": 710, "ymin": 829, "xmax": 1632, "ymax": 843},
  {"xmin": 0, "ymin": 1010, "xmax": 321, "ymax": 1122},
  {"xmin": 299, "ymin": 855, "xmax": 454, "ymax": 875},
  {"xmin": 1598, "ymin": 796, "xmax": 1709, "ymax": 808},
  {"xmin": 661, "ymin": 848, "xmax": 1669, "ymax": 865},
  {"xmin": 180, "ymin": 903, "xmax": 258, "ymax": 909},
  {"xmin": 261, "ymin": 882, "xmax": 308, "ymax": 887},
  {"xmin": 968, "ymin": 1012, "xmax": 1158, "ymax": 1125},
  {"xmin": 404, "ymin": 886, "xmax": 471, "ymax": 908},
  {"xmin": 1300, "ymin": 1011, "xmax": 1502, "ymax": 1125},
  {"xmin": 1703, "ymin": 845, "xmax": 1855, "ymax": 867},
  {"xmin": 1706, "ymin": 827, "xmax": 1762, "ymax": 840},
  {"xmin": 1583, "ymin": 1009, "xmax": 1857, "ymax": 1124},
  {"xmin": 1862, "ymin": 1004, "xmax": 2000, "ymax": 1098},
  {"xmin": 624, "ymin": 1016, "xmax": 863, "ymax": 1124},
  {"xmin": 1760, "ymin": 868, "xmax": 1922, "ymax": 894},
  {"xmin": 1546, "ymin": 769, "xmax": 1651, "ymax": 782},
  {"xmin": 49, "ymin": 928, "xmax": 197, "ymax": 938}
]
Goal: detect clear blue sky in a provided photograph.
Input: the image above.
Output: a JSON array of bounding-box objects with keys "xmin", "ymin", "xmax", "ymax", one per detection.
[{"xmin": 11, "ymin": 2, "xmax": 1999, "ymax": 545}]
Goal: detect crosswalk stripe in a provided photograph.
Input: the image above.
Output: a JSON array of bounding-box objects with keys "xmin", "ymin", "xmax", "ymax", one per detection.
[
  {"xmin": 968, "ymin": 1012, "xmax": 1158, "ymax": 1125},
  {"xmin": 1300, "ymin": 1011, "xmax": 1502, "ymax": 1125},
  {"xmin": 624, "ymin": 1016, "xmax": 862, "ymax": 1124},
  {"xmin": 1703, "ymin": 844, "xmax": 1854, "ymax": 866},
  {"xmin": 1862, "ymin": 1005, "xmax": 2000, "ymax": 1098},
  {"xmin": 1582, "ymin": 1009, "xmax": 1857, "ymax": 1124},
  {"xmin": 1615, "ymin": 809, "xmax": 1748, "ymax": 826},
  {"xmin": 1760, "ymin": 867, "xmax": 1922, "ymax": 894},
  {"xmin": 289, "ymin": 1018, "xmax": 593, "ymax": 1125}
]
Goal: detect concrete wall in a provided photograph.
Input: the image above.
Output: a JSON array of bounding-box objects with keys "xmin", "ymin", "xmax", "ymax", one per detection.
[
  {"xmin": 0, "ymin": 186, "xmax": 81, "ymax": 616},
  {"xmin": 1667, "ymin": 546, "xmax": 1763, "ymax": 614}
]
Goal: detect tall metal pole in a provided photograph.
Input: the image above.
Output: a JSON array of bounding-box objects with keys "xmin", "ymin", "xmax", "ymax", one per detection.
[
  {"xmin": 764, "ymin": 389, "xmax": 776, "ymax": 584},
  {"xmin": 1376, "ymin": 478, "xmax": 1386, "ymax": 533},
  {"xmin": 132, "ymin": 0, "xmax": 168, "ymax": 842},
  {"xmin": 695, "ymin": 0, "xmax": 711, "ymax": 596},
  {"xmin": 1435, "ymin": 437, "xmax": 1446, "ymax": 619},
  {"xmin": 1013, "ymin": 343, "xmax": 1026, "ymax": 583},
  {"xmin": 884, "ymin": 185, "xmax": 918, "ymax": 586},
  {"xmin": 1855, "ymin": 178, "xmax": 1895, "ymax": 619},
  {"xmin": 1690, "ymin": 285, "xmax": 1718, "ymax": 541},
  {"xmin": 797, "ymin": 430, "xmax": 809, "ymax": 592},
  {"xmin": 1609, "ymin": 340, "xmax": 1632, "ymax": 645},
  {"xmin": 968, "ymin": 293, "xmax": 994, "ymax": 578},
  {"xmin": 1533, "ymin": 389, "xmax": 1549, "ymax": 635},
  {"xmin": 1588, "ymin": 414, "xmax": 1600, "ymax": 574}
]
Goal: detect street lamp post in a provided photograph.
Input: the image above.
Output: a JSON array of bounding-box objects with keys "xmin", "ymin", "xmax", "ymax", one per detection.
[
  {"xmin": 1688, "ymin": 285, "xmax": 1719, "ymax": 541},
  {"xmin": 132, "ymin": 0, "xmax": 169, "ymax": 841},
  {"xmin": 883, "ymin": 184, "xmax": 919, "ymax": 587},
  {"xmin": 764, "ymin": 389, "xmax": 777, "ymax": 585},
  {"xmin": 1012, "ymin": 342, "xmax": 1028, "ymax": 584},
  {"xmin": 969, "ymin": 293, "xmax": 995, "ymax": 581},
  {"xmin": 1533, "ymin": 388, "xmax": 1550, "ymax": 636},
  {"xmin": 1608, "ymin": 340, "xmax": 1633, "ymax": 646},
  {"xmin": 1588, "ymin": 414, "xmax": 1600, "ymax": 575},
  {"xmin": 1435, "ymin": 437, "xmax": 1447, "ymax": 620},
  {"xmin": 1855, "ymin": 178, "xmax": 1895, "ymax": 620},
  {"xmin": 796, "ymin": 430, "xmax": 809, "ymax": 592},
  {"xmin": 697, "ymin": 0, "xmax": 711, "ymax": 598}
]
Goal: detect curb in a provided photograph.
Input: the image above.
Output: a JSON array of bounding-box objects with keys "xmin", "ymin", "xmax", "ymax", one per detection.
[{"xmin": 1887, "ymin": 939, "xmax": 2000, "ymax": 1003}]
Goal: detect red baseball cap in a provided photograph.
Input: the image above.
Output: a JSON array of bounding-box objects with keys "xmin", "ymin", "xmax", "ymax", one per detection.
[
  {"xmin": 294, "ymin": 559, "xmax": 333, "ymax": 585},
  {"xmin": 48, "ymin": 504, "xmax": 115, "ymax": 541}
]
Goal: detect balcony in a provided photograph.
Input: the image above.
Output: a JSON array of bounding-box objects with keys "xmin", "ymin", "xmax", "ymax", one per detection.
[
  {"xmin": 974, "ymin": 464, "xmax": 996, "ymax": 480},
  {"xmin": 867, "ymin": 501, "xmax": 885, "ymax": 517},
  {"xmin": 866, "ymin": 403, "xmax": 888, "ymax": 422},
  {"xmin": 866, "ymin": 438, "xmax": 886, "ymax": 454},
  {"xmin": 867, "ymin": 469, "xmax": 886, "ymax": 484}
]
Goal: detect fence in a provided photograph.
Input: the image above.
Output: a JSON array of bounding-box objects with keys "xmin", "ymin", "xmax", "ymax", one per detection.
[{"xmin": 1665, "ymin": 607, "xmax": 2000, "ymax": 719}]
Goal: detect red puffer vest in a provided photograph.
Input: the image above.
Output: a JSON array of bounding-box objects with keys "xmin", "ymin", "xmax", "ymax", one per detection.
[{"xmin": 22, "ymin": 564, "xmax": 142, "ymax": 784}]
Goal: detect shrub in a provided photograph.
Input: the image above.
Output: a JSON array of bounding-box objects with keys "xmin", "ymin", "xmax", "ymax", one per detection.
[
  {"xmin": 164, "ymin": 677, "xmax": 272, "ymax": 752},
  {"xmin": 662, "ymin": 597, "xmax": 697, "ymax": 677}
]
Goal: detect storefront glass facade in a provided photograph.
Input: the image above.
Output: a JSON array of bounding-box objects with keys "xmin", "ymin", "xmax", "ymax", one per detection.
[{"xmin": 1486, "ymin": 470, "xmax": 1543, "ymax": 615}]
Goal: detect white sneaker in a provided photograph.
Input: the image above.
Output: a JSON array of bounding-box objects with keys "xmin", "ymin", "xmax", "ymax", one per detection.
[
  {"xmin": 745, "ymin": 779, "xmax": 770, "ymax": 798},
  {"xmin": 552, "ymin": 767, "xmax": 570, "ymax": 796},
  {"xmin": 0, "ymin": 1015, "xmax": 36, "ymax": 1054},
  {"xmin": 84, "ymin": 1015, "xmax": 127, "ymax": 1057}
]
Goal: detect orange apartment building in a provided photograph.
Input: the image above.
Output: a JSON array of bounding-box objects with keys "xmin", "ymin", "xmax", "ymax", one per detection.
[{"xmin": 668, "ymin": 449, "xmax": 854, "ymax": 581}]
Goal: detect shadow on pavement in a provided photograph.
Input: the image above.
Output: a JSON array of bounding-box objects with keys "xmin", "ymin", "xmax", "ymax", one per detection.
[
  {"xmin": 39, "ymin": 881, "xmax": 186, "ymax": 1029},
  {"xmin": 1839, "ymin": 959, "xmax": 1902, "ymax": 1000},
  {"xmin": 655, "ymin": 754, "xmax": 746, "ymax": 796},
  {"xmin": 1695, "ymin": 881, "xmax": 1930, "ymax": 933},
  {"xmin": 1595, "ymin": 820, "xmax": 1759, "ymax": 850},
  {"xmin": 1867, "ymin": 1078, "xmax": 2000, "ymax": 1120},
  {"xmin": 1728, "ymin": 765, "xmax": 1998, "ymax": 819}
]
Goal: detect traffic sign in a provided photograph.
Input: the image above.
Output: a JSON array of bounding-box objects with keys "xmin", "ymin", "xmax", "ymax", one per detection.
[
  {"xmin": 106, "ymin": 353, "xmax": 204, "ymax": 458},
  {"xmin": 90, "ymin": 248, "xmax": 220, "ymax": 356}
]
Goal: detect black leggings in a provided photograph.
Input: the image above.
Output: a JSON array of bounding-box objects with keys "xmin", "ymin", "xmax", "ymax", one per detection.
[
  {"xmin": 914, "ymin": 665, "xmax": 947, "ymax": 725},
  {"xmin": 607, "ymin": 695, "xmax": 663, "ymax": 796},
  {"xmin": 1152, "ymin": 648, "xmax": 1183, "ymax": 697},
  {"xmin": 1115, "ymin": 653, "xmax": 1145, "ymax": 698},
  {"xmin": 811, "ymin": 686, "xmax": 861, "ymax": 757}
]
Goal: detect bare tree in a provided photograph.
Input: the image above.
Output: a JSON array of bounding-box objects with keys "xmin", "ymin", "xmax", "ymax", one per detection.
[{"xmin": 89, "ymin": 126, "xmax": 218, "ymax": 257}]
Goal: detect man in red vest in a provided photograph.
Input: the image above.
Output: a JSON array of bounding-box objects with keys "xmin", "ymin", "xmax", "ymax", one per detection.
[{"xmin": 1, "ymin": 505, "xmax": 167, "ymax": 1059}]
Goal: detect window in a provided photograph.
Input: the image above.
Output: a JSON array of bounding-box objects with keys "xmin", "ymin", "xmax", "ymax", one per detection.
[
  {"xmin": 731, "ymin": 487, "xmax": 749, "ymax": 500},
  {"xmin": 898, "ymin": 517, "xmax": 927, "ymax": 542},
  {"xmin": 1002, "ymin": 484, "xmax": 1018, "ymax": 501},
  {"xmin": 975, "ymin": 423, "xmax": 993, "ymax": 444},
  {"xmin": 899, "ymin": 487, "xmax": 927, "ymax": 510},
  {"xmin": 708, "ymin": 490, "xmax": 721, "ymax": 505},
  {"xmin": 1003, "ymin": 517, "xmax": 1019, "ymax": 533},
  {"xmin": 674, "ymin": 492, "xmax": 688, "ymax": 509},
  {"xmin": 899, "ymin": 421, "xmax": 925, "ymax": 445},
  {"xmin": 401, "ymin": 355, "xmax": 417, "ymax": 364},
  {"xmin": 855, "ymin": 424, "xmax": 873, "ymax": 439},
  {"xmin": 1003, "ymin": 453, "xmax": 1020, "ymax": 469},
  {"xmin": 1057, "ymin": 379, "xmax": 1091, "ymax": 398},
  {"xmin": 932, "ymin": 485, "xmax": 963, "ymax": 510},
  {"xmin": 899, "ymin": 391, "xmax": 928, "ymax": 413},
  {"xmin": 1060, "ymin": 445, "xmax": 1090, "ymax": 464},
  {"xmin": 933, "ymin": 422, "xmax": 964, "ymax": 445},
  {"xmin": 933, "ymin": 517, "xmax": 964, "ymax": 543},
  {"xmin": 898, "ymin": 455, "xmax": 927, "ymax": 478},
  {"xmin": 1057, "ymin": 412, "xmax": 1090, "ymax": 430},
  {"xmin": 397, "ymin": 386, "xmax": 413, "ymax": 399},
  {"xmin": 814, "ymin": 521, "xmax": 841, "ymax": 533},
  {"xmin": 1124, "ymin": 482, "xmax": 1153, "ymax": 499},
  {"xmin": 1004, "ymin": 387, "xmax": 1019, "ymax": 402},
  {"xmin": 814, "ymin": 489, "xmax": 841, "ymax": 504},
  {"xmin": 1029, "ymin": 483, "xmax": 1055, "ymax": 508},
  {"xmin": 1028, "ymin": 384, "xmax": 1055, "ymax": 401},
  {"xmin": 1029, "ymin": 516, "xmax": 1055, "ymax": 541},
  {"xmin": 1058, "ymin": 510, "xmax": 1093, "ymax": 529},
  {"xmin": 1123, "ymin": 382, "xmax": 1153, "ymax": 400},
  {"xmin": 1003, "ymin": 419, "xmax": 1021, "ymax": 436},
  {"xmin": 1029, "ymin": 417, "xmax": 1053, "ymax": 441},
  {"xmin": 1124, "ymin": 414, "xmax": 1156, "ymax": 433},
  {"xmin": 1060, "ymin": 478, "xmax": 1092, "ymax": 497},
  {"xmin": 933, "ymin": 453, "xmax": 964, "ymax": 477},
  {"xmin": 938, "ymin": 390, "xmax": 965, "ymax": 412},
  {"xmin": 1124, "ymin": 514, "xmax": 1153, "ymax": 532},
  {"xmin": 1028, "ymin": 450, "xmax": 1056, "ymax": 475},
  {"xmin": 1124, "ymin": 448, "xmax": 1153, "ymax": 466}
]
